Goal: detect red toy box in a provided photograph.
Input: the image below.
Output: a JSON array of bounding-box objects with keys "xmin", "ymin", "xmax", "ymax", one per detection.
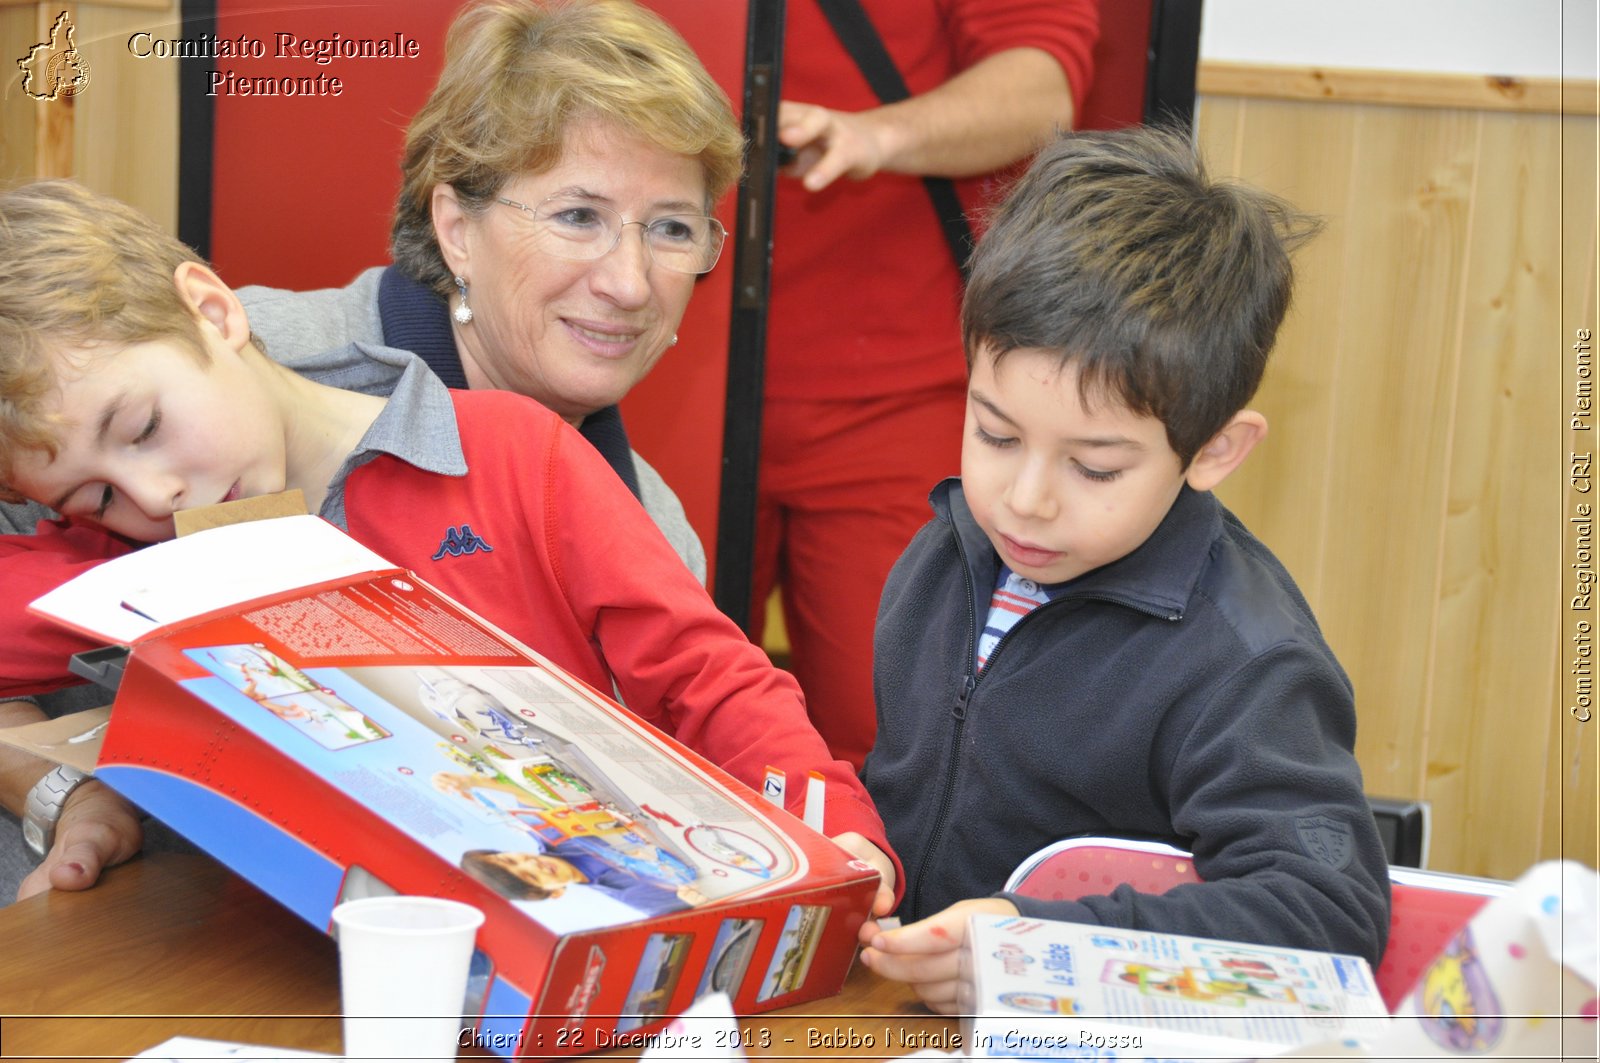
[{"xmin": 30, "ymin": 516, "xmax": 878, "ymax": 1057}]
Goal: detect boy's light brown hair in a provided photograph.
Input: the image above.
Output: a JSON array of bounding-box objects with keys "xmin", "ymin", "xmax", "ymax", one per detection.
[
  {"xmin": 962, "ymin": 125, "xmax": 1321, "ymax": 465},
  {"xmin": 392, "ymin": 0, "xmax": 745, "ymax": 298},
  {"xmin": 0, "ymin": 179, "xmax": 207, "ymax": 494}
]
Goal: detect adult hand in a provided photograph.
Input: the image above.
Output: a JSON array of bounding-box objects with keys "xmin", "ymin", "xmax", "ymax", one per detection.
[
  {"xmin": 829, "ymin": 830, "xmax": 897, "ymax": 916},
  {"xmin": 16, "ymin": 779, "xmax": 143, "ymax": 901},
  {"xmin": 858, "ymin": 896, "xmax": 1019, "ymax": 1014},
  {"xmin": 778, "ymin": 100, "xmax": 889, "ymax": 192}
]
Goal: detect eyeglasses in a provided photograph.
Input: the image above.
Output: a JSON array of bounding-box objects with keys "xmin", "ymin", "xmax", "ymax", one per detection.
[{"xmin": 496, "ymin": 195, "xmax": 726, "ymax": 275}]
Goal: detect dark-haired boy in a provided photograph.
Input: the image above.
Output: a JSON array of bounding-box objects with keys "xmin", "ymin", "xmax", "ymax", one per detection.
[{"xmin": 858, "ymin": 127, "xmax": 1389, "ymax": 1013}]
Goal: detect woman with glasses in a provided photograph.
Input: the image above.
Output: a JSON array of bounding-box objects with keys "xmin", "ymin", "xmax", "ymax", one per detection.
[
  {"xmin": 0, "ymin": 0, "xmax": 748, "ymax": 904},
  {"xmin": 237, "ymin": 0, "xmax": 742, "ymax": 583}
]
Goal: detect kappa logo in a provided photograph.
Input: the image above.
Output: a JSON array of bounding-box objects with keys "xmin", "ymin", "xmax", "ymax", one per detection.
[
  {"xmin": 431, "ymin": 524, "xmax": 494, "ymax": 560},
  {"xmin": 1294, "ymin": 814, "xmax": 1354, "ymax": 870},
  {"xmin": 17, "ymin": 11, "xmax": 90, "ymax": 101}
]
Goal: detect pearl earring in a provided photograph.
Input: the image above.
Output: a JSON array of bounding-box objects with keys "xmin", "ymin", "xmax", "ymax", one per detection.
[
  {"xmin": 670, "ymin": 333, "xmax": 679, "ymax": 346},
  {"xmin": 453, "ymin": 275, "xmax": 473, "ymax": 325}
]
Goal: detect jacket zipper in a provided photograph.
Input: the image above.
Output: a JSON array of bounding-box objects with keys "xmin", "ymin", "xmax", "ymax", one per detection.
[
  {"xmin": 906, "ymin": 539, "xmax": 979, "ymax": 921},
  {"xmin": 904, "ymin": 570, "xmax": 1180, "ymax": 919}
]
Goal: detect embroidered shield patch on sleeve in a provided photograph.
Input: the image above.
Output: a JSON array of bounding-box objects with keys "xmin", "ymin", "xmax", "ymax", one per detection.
[{"xmin": 1295, "ymin": 815, "xmax": 1355, "ymax": 870}]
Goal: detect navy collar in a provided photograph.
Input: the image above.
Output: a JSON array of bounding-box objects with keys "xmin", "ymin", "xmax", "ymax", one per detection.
[
  {"xmin": 376, "ymin": 266, "xmax": 642, "ymax": 499},
  {"xmin": 931, "ymin": 477, "xmax": 1221, "ymax": 621}
]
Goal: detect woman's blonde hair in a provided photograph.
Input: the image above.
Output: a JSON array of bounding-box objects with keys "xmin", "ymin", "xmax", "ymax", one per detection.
[
  {"xmin": 0, "ymin": 180, "xmax": 207, "ymax": 493},
  {"xmin": 392, "ymin": 0, "xmax": 745, "ymax": 296}
]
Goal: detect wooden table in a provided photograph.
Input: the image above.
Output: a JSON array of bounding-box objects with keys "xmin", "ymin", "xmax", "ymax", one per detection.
[{"xmin": 0, "ymin": 853, "xmax": 957, "ymax": 1062}]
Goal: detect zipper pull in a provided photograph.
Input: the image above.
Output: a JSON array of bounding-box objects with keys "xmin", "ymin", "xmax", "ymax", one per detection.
[{"xmin": 953, "ymin": 675, "xmax": 975, "ymax": 720}]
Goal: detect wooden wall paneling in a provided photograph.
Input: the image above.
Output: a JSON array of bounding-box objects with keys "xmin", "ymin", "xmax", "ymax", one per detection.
[
  {"xmin": 30, "ymin": 3, "xmax": 72, "ymax": 177},
  {"xmin": 0, "ymin": 5, "xmax": 41, "ymax": 177},
  {"xmin": 0, "ymin": 1, "xmax": 179, "ymax": 229},
  {"xmin": 2, "ymin": 3, "xmax": 75, "ymax": 177},
  {"xmin": 1556, "ymin": 113, "xmax": 1600, "ymax": 873},
  {"xmin": 1309, "ymin": 108, "xmax": 1480, "ymax": 815},
  {"xmin": 1203, "ymin": 96, "xmax": 1360, "ymax": 611},
  {"xmin": 68, "ymin": 1, "xmax": 180, "ymax": 230},
  {"xmin": 1203, "ymin": 68, "xmax": 1599, "ymax": 878},
  {"xmin": 1427, "ymin": 111, "xmax": 1564, "ymax": 879},
  {"xmin": 1198, "ymin": 62, "xmax": 1588, "ymax": 117}
]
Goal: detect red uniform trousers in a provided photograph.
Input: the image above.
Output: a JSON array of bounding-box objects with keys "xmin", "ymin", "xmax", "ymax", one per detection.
[{"xmin": 749, "ymin": 383, "xmax": 967, "ymax": 770}]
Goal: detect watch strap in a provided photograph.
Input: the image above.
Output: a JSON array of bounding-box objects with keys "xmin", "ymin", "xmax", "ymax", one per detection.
[{"xmin": 22, "ymin": 764, "xmax": 92, "ymax": 860}]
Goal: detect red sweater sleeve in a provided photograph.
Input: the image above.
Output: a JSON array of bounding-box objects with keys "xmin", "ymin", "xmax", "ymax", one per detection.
[
  {"xmin": 539, "ymin": 423, "xmax": 903, "ymax": 898},
  {"xmin": 945, "ymin": 0, "xmax": 1100, "ymax": 110},
  {"xmin": 0, "ymin": 520, "xmax": 139, "ymax": 697}
]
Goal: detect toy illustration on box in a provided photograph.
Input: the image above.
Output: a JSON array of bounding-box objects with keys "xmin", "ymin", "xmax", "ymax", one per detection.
[
  {"xmin": 198, "ymin": 644, "xmax": 390, "ymax": 750},
  {"xmin": 1106, "ymin": 960, "xmax": 1304, "ymax": 1006},
  {"xmin": 618, "ymin": 932, "xmax": 695, "ymax": 1032},
  {"xmin": 24, "ymin": 516, "xmax": 881, "ymax": 1058},
  {"xmin": 685, "ymin": 825, "xmax": 777, "ymax": 879},
  {"xmin": 183, "ymin": 648, "xmax": 794, "ymax": 929},
  {"xmin": 416, "ymin": 668, "xmax": 541, "ymax": 749},
  {"xmin": 962, "ymin": 914, "xmax": 1388, "ymax": 1060},
  {"xmin": 696, "ymin": 918, "xmax": 763, "ymax": 999},
  {"xmin": 1095, "ymin": 935, "xmax": 1335, "ymax": 1009},
  {"xmin": 757, "ymin": 904, "xmax": 831, "ymax": 1002}
]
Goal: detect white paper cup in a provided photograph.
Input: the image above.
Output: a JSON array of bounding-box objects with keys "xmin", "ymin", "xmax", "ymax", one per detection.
[{"xmin": 332, "ymin": 896, "xmax": 485, "ymax": 1061}]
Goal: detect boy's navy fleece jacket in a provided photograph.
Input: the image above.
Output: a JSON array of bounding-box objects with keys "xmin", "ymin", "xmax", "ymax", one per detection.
[{"xmin": 863, "ymin": 479, "xmax": 1391, "ymax": 965}]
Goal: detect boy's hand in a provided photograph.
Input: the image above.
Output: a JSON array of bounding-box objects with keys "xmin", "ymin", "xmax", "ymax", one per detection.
[
  {"xmin": 828, "ymin": 831, "xmax": 897, "ymax": 916},
  {"xmin": 16, "ymin": 780, "xmax": 143, "ymax": 902},
  {"xmin": 859, "ymin": 897, "xmax": 1019, "ymax": 1014}
]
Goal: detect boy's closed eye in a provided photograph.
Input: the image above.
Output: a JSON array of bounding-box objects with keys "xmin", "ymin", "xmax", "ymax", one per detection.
[
  {"xmin": 54, "ymin": 408, "xmax": 162, "ymax": 520},
  {"xmin": 131, "ymin": 408, "xmax": 162, "ymax": 445}
]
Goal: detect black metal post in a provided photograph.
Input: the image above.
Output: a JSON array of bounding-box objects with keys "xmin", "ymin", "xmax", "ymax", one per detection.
[
  {"xmin": 1145, "ymin": 0, "xmax": 1205, "ymax": 129},
  {"xmin": 176, "ymin": 0, "xmax": 218, "ymax": 258},
  {"xmin": 712, "ymin": 0, "xmax": 786, "ymax": 632}
]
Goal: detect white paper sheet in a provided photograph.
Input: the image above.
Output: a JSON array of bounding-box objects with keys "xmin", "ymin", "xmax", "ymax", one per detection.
[{"xmin": 30, "ymin": 515, "xmax": 394, "ymax": 645}]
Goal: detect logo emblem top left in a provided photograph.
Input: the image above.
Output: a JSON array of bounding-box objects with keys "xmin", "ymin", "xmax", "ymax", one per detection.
[{"xmin": 18, "ymin": 11, "xmax": 90, "ymax": 101}]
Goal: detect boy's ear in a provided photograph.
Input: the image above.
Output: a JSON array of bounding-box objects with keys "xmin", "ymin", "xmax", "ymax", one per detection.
[
  {"xmin": 1184, "ymin": 410, "xmax": 1267, "ymax": 493},
  {"xmin": 172, "ymin": 261, "xmax": 251, "ymax": 352},
  {"xmin": 431, "ymin": 184, "xmax": 472, "ymax": 277}
]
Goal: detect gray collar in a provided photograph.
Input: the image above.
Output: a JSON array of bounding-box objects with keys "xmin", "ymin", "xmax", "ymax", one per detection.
[{"xmin": 318, "ymin": 342, "xmax": 467, "ymax": 529}]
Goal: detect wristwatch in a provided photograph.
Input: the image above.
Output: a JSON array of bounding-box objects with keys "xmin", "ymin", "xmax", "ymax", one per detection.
[{"xmin": 22, "ymin": 765, "xmax": 93, "ymax": 861}]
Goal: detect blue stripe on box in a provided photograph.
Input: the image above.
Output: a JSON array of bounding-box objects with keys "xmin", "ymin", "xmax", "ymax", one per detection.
[{"xmin": 97, "ymin": 765, "xmax": 344, "ymax": 928}]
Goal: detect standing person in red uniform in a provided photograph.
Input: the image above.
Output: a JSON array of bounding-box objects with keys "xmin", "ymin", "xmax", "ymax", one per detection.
[{"xmin": 756, "ymin": 0, "xmax": 1100, "ymax": 769}]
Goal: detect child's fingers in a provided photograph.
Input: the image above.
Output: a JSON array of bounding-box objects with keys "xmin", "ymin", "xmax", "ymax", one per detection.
[
  {"xmin": 872, "ymin": 880, "xmax": 896, "ymax": 917},
  {"xmin": 869, "ymin": 909, "xmax": 972, "ymax": 955},
  {"xmin": 909, "ymin": 978, "xmax": 963, "ymax": 1015},
  {"xmin": 871, "ymin": 926, "xmax": 959, "ymax": 956},
  {"xmin": 860, "ymin": 943, "xmax": 962, "ymax": 986},
  {"xmin": 828, "ymin": 831, "xmax": 896, "ymax": 903}
]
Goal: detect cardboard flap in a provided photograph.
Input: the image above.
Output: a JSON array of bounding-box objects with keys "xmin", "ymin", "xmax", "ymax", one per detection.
[{"xmin": 173, "ymin": 489, "xmax": 308, "ymax": 537}]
